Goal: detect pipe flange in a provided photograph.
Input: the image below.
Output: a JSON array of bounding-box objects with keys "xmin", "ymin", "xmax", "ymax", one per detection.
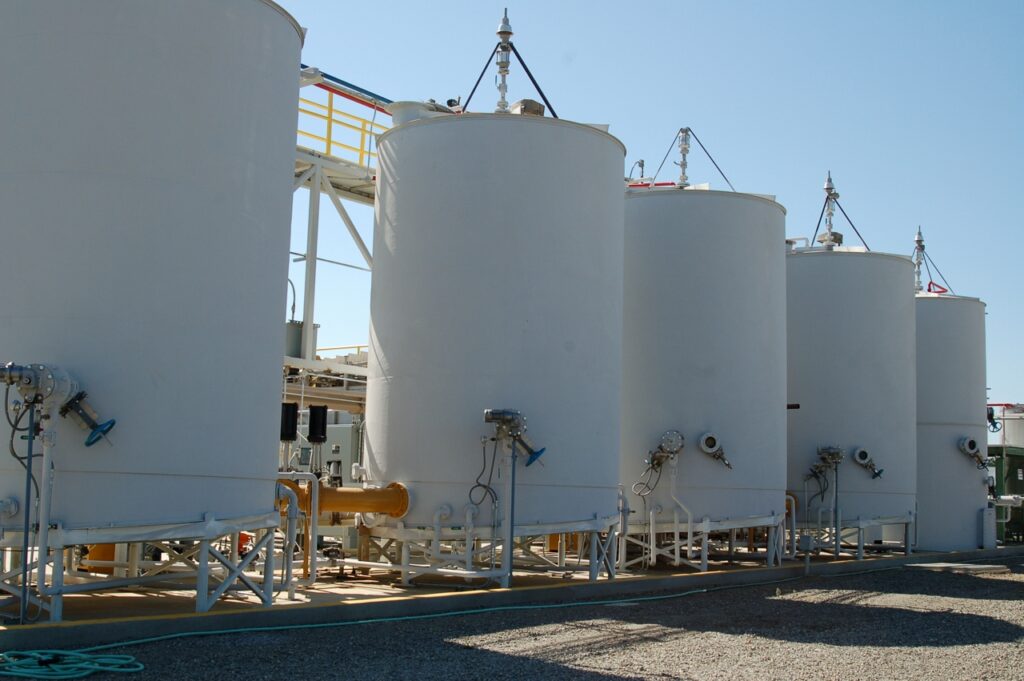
[{"xmin": 387, "ymin": 482, "xmax": 410, "ymax": 519}]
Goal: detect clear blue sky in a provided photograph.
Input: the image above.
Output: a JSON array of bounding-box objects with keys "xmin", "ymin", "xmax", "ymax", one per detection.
[{"xmin": 278, "ymin": 0, "xmax": 1023, "ymax": 402}]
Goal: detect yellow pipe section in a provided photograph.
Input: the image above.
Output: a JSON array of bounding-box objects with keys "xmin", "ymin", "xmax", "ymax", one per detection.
[
  {"xmin": 278, "ymin": 479, "xmax": 409, "ymax": 518},
  {"xmin": 278, "ymin": 479, "xmax": 408, "ymax": 579}
]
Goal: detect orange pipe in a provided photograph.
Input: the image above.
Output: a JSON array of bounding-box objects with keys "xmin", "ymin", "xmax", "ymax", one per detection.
[
  {"xmin": 278, "ymin": 479, "xmax": 408, "ymax": 579},
  {"xmin": 319, "ymin": 483, "xmax": 409, "ymax": 516},
  {"xmin": 86, "ymin": 544, "xmax": 115, "ymax": 575},
  {"xmin": 279, "ymin": 479, "xmax": 409, "ymax": 518}
]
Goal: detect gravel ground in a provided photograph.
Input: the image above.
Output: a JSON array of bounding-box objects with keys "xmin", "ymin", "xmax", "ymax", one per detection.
[{"xmin": 89, "ymin": 560, "xmax": 1024, "ymax": 681}]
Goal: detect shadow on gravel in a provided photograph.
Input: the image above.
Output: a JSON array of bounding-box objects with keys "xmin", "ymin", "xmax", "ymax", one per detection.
[
  {"xmin": 99, "ymin": 628, "xmax": 649, "ymax": 681},
  {"xmin": 89, "ymin": 567, "xmax": 1024, "ymax": 678},
  {"xmin": 807, "ymin": 565, "xmax": 1024, "ymax": 601},
  {"xmin": 599, "ymin": 597, "xmax": 1024, "ymax": 647}
]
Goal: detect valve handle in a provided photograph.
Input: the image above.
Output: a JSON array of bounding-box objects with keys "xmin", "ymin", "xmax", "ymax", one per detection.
[
  {"xmin": 525, "ymin": 446, "xmax": 546, "ymax": 467},
  {"xmin": 85, "ymin": 419, "xmax": 116, "ymax": 447}
]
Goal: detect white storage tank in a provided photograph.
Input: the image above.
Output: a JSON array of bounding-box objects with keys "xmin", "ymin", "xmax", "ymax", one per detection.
[
  {"xmin": 0, "ymin": 0, "xmax": 301, "ymax": 531},
  {"xmin": 915, "ymin": 294, "xmax": 988, "ymax": 551},
  {"xmin": 787, "ymin": 249, "xmax": 917, "ymax": 533},
  {"xmin": 366, "ymin": 113, "xmax": 625, "ymax": 532},
  {"xmin": 620, "ymin": 188, "xmax": 788, "ymax": 538}
]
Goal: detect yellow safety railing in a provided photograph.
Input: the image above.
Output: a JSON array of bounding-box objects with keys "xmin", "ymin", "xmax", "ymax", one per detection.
[
  {"xmin": 316, "ymin": 344, "xmax": 369, "ymax": 354},
  {"xmin": 298, "ymin": 89, "xmax": 389, "ymax": 167}
]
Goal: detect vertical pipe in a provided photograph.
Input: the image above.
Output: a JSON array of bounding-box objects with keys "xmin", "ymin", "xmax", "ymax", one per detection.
[
  {"xmin": 18, "ymin": 405, "xmax": 35, "ymax": 625},
  {"xmin": 648, "ymin": 509, "xmax": 657, "ymax": 568},
  {"xmin": 607, "ymin": 529, "xmax": 617, "ymax": 580},
  {"xmin": 50, "ymin": 543, "xmax": 64, "ymax": 622},
  {"xmin": 835, "ymin": 509, "xmax": 843, "ymax": 558},
  {"xmin": 501, "ymin": 440, "xmax": 518, "ymax": 588},
  {"xmin": 833, "ymin": 466, "xmax": 841, "ymax": 557},
  {"xmin": 196, "ymin": 539, "xmax": 210, "ymax": 613},
  {"xmin": 128, "ymin": 543, "xmax": 140, "ymax": 577},
  {"xmin": 465, "ymin": 506, "xmax": 476, "ymax": 574},
  {"xmin": 588, "ymin": 530, "xmax": 599, "ymax": 581},
  {"xmin": 301, "ymin": 165, "xmax": 322, "ymax": 359},
  {"xmin": 700, "ymin": 518, "xmax": 709, "ymax": 572},
  {"xmin": 400, "ymin": 540, "xmax": 411, "ymax": 585},
  {"xmin": 325, "ymin": 92, "xmax": 334, "ymax": 155},
  {"xmin": 673, "ymin": 509, "xmax": 681, "ymax": 566},
  {"xmin": 33, "ymin": 426, "xmax": 63, "ymax": 619},
  {"xmin": 261, "ymin": 529, "xmax": 275, "ymax": 606},
  {"xmin": 786, "ymin": 493, "xmax": 798, "ymax": 558},
  {"xmin": 276, "ymin": 483, "xmax": 298, "ymax": 600}
]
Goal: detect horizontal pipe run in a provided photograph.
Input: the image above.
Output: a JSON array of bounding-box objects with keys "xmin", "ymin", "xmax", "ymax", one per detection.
[{"xmin": 279, "ymin": 479, "xmax": 409, "ymax": 518}]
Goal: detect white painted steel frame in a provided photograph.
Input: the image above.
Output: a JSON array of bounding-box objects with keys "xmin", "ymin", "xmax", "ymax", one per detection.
[
  {"xmin": 291, "ymin": 149, "xmax": 375, "ymax": 360},
  {"xmin": 619, "ymin": 513, "xmax": 785, "ymax": 572},
  {"xmin": 794, "ymin": 513, "xmax": 915, "ymax": 560},
  {"xmin": 347, "ymin": 514, "xmax": 618, "ymax": 584}
]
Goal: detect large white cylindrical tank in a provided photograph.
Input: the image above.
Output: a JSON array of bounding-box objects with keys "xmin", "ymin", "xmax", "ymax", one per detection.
[
  {"xmin": 915, "ymin": 294, "xmax": 988, "ymax": 551},
  {"xmin": 620, "ymin": 189, "xmax": 788, "ymax": 526},
  {"xmin": 787, "ymin": 250, "xmax": 916, "ymax": 524},
  {"xmin": 0, "ymin": 1, "xmax": 301, "ymax": 530},
  {"xmin": 366, "ymin": 114, "xmax": 625, "ymax": 529}
]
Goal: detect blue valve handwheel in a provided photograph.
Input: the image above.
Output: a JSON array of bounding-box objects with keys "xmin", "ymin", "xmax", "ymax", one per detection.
[
  {"xmin": 525, "ymin": 447, "xmax": 546, "ymax": 467},
  {"xmin": 85, "ymin": 419, "xmax": 116, "ymax": 447}
]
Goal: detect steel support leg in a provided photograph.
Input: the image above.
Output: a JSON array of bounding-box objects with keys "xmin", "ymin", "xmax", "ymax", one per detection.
[
  {"xmin": 262, "ymin": 530, "xmax": 275, "ymax": 606},
  {"xmin": 834, "ymin": 509, "xmax": 842, "ymax": 558},
  {"xmin": 605, "ymin": 531, "xmax": 617, "ymax": 580},
  {"xmin": 196, "ymin": 539, "xmax": 210, "ymax": 613},
  {"xmin": 700, "ymin": 518, "xmax": 710, "ymax": 572},
  {"xmin": 588, "ymin": 531, "xmax": 599, "ymax": 581},
  {"xmin": 301, "ymin": 165, "xmax": 322, "ymax": 359}
]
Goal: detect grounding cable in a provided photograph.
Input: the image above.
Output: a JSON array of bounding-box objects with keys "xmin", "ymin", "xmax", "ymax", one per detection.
[
  {"xmin": 808, "ymin": 195, "xmax": 830, "ymax": 246},
  {"xmin": 687, "ymin": 128, "xmax": 736, "ymax": 192},
  {"xmin": 832, "ymin": 199, "xmax": 870, "ymax": 250},
  {"xmin": 462, "ymin": 41, "xmax": 558, "ymax": 117},
  {"xmin": 461, "ymin": 43, "xmax": 500, "ymax": 112},
  {"xmin": 923, "ymin": 250, "xmax": 955, "ymax": 295},
  {"xmin": 507, "ymin": 42, "xmax": 557, "ymax": 118},
  {"xmin": 651, "ymin": 128, "xmax": 736, "ymax": 191}
]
